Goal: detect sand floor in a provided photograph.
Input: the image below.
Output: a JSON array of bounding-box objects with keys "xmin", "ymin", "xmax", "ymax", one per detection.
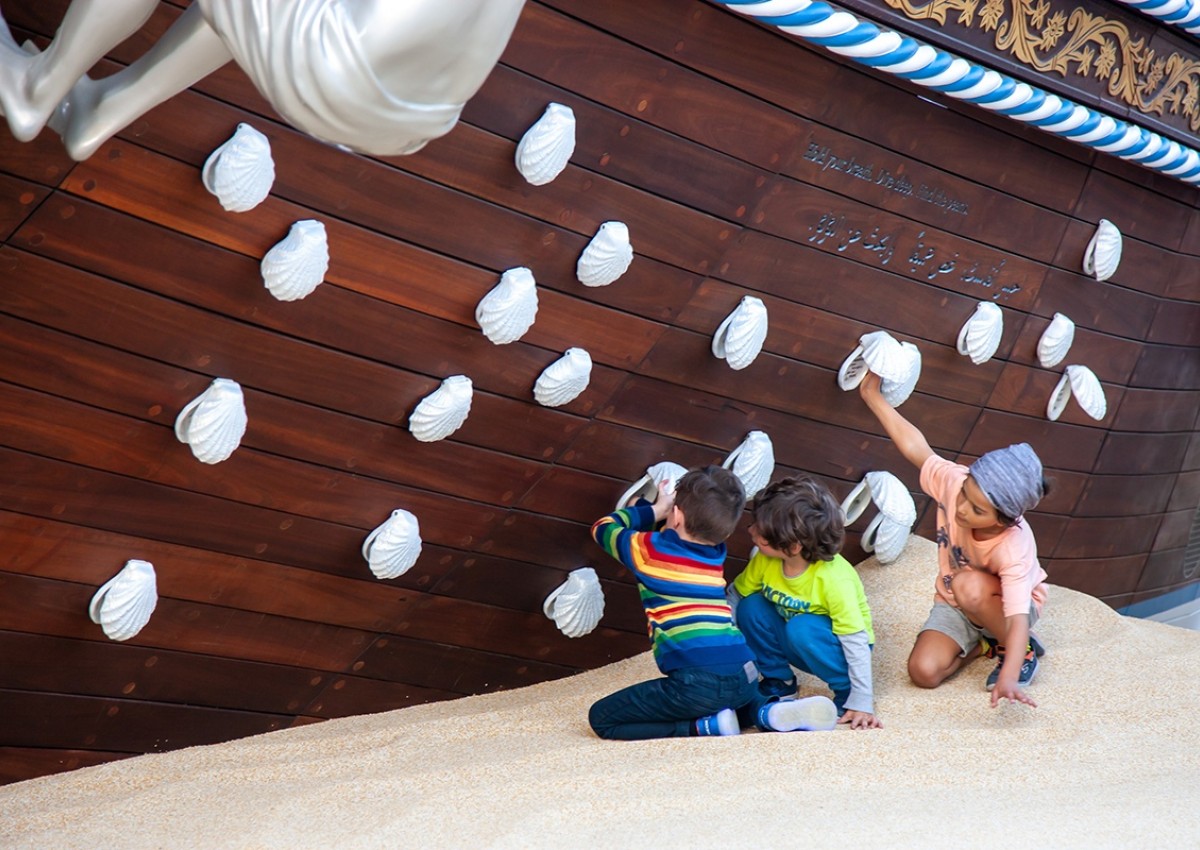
[{"xmin": 3, "ymin": 536, "xmax": 1199, "ymax": 849}]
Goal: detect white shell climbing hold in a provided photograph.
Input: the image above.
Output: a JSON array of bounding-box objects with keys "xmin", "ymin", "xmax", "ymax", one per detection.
[
  {"xmin": 576, "ymin": 221, "xmax": 633, "ymax": 287},
  {"xmin": 956, "ymin": 301, "xmax": 1004, "ymax": 365},
  {"xmin": 409, "ymin": 375, "xmax": 473, "ymax": 442},
  {"xmin": 476, "ymin": 267, "xmax": 538, "ymax": 345},
  {"xmin": 862, "ymin": 514, "xmax": 910, "ymax": 564},
  {"xmin": 1082, "ymin": 219, "xmax": 1122, "ymax": 281},
  {"xmin": 881, "ymin": 341, "xmax": 922, "ymax": 408},
  {"xmin": 543, "ymin": 567, "xmax": 605, "ymax": 638},
  {"xmin": 722, "ymin": 430, "xmax": 775, "ymax": 499},
  {"xmin": 362, "ymin": 509, "xmax": 423, "ymax": 580},
  {"xmin": 89, "ymin": 560, "xmax": 157, "ymax": 642},
  {"xmin": 261, "ymin": 220, "xmax": 329, "ymax": 302},
  {"xmin": 201, "ymin": 123, "xmax": 275, "ymax": 212},
  {"xmin": 865, "ymin": 470, "xmax": 916, "ymax": 525},
  {"xmin": 712, "ymin": 296, "xmax": 769, "ymax": 371},
  {"xmin": 534, "ymin": 348, "xmax": 592, "ymax": 407},
  {"xmin": 617, "ymin": 461, "xmax": 688, "ymax": 510},
  {"xmin": 515, "ymin": 103, "xmax": 576, "ymax": 186},
  {"xmin": 174, "ymin": 378, "xmax": 248, "ymax": 464},
  {"xmin": 1047, "ymin": 365, "xmax": 1107, "ymax": 421},
  {"xmin": 838, "ymin": 331, "xmax": 915, "ymax": 393},
  {"xmin": 841, "ymin": 471, "xmax": 915, "ymax": 526},
  {"xmin": 1037, "ymin": 313, "xmax": 1075, "ymax": 369}
]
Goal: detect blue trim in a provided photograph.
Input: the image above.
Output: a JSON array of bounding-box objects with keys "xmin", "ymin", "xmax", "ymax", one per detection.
[{"xmin": 1118, "ymin": 583, "xmax": 1200, "ymax": 618}]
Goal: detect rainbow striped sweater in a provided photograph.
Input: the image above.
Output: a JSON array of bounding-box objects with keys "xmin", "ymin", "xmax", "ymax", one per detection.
[{"xmin": 592, "ymin": 503, "xmax": 753, "ymax": 674}]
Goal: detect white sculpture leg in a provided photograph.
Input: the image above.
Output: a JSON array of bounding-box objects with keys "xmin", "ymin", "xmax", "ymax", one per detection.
[
  {"xmin": 0, "ymin": 0, "xmax": 158, "ymax": 143},
  {"xmin": 53, "ymin": 4, "xmax": 233, "ymax": 161}
]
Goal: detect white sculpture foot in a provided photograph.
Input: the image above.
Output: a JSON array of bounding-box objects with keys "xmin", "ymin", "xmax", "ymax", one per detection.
[
  {"xmin": 47, "ymin": 72, "xmax": 107, "ymax": 161},
  {"xmin": 0, "ymin": 38, "xmax": 54, "ymax": 142}
]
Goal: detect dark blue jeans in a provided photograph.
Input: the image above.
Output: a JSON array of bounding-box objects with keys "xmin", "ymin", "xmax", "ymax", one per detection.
[
  {"xmin": 737, "ymin": 592, "xmax": 855, "ymax": 711},
  {"xmin": 588, "ymin": 662, "xmax": 759, "ymax": 740}
]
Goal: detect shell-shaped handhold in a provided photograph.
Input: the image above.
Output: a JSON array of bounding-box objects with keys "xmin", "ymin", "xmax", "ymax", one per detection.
[
  {"xmin": 409, "ymin": 375, "xmax": 473, "ymax": 442},
  {"xmin": 860, "ymin": 331, "xmax": 911, "ymax": 383},
  {"xmin": 543, "ymin": 567, "xmax": 605, "ymax": 638},
  {"xmin": 722, "ymin": 430, "xmax": 775, "ymax": 499},
  {"xmin": 576, "ymin": 221, "xmax": 633, "ymax": 287},
  {"xmin": 476, "ymin": 267, "xmax": 538, "ymax": 345},
  {"xmin": 880, "ymin": 341, "xmax": 921, "ymax": 408},
  {"xmin": 956, "ymin": 301, "xmax": 1004, "ymax": 365},
  {"xmin": 534, "ymin": 348, "xmax": 592, "ymax": 407},
  {"xmin": 1037, "ymin": 313, "xmax": 1075, "ymax": 369},
  {"xmin": 89, "ymin": 560, "xmax": 157, "ymax": 642},
  {"xmin": 865, "ymin": 471, "xmax": 916, "ymax": 525},
  {"xmin": 712, "ymin": 296, "xmax": 769, "ymax": 371},
  {"xmin": 861, "ymin": 514, "xmax": 911, "ymax": 565},
  {"xmin": 515, "ymin": 103, "xmax": 576, "ymax": 186},
  {"xmin": 260, "ymin": 220, "xmax": 329, "ymax": 301},
  {"xmin": 1082, "ymin": 219, "xmax": 1122, "ymax": 281},
  {"xmin": 174, "ymin": 378, "xmax": 248, "ymax": 464},
  {"xmin": 362, "ymin": 509, "xmax": 423, "ymax": 580},
  {"xmin": 617, "ymin": 460, "xmax": 689, "ymax": 510},
  {"xmin": 1047, "ymin": 365, "xmax": 1106, "ymax": 421},
  {"xmin": 201, "ymin": 123, "xmax": 275, "ymax": 212}
]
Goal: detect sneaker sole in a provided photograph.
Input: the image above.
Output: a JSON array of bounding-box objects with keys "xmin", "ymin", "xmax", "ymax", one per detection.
[{"xmin": 766, "ymin": 696, "xmax": 838, "ymax": 732}]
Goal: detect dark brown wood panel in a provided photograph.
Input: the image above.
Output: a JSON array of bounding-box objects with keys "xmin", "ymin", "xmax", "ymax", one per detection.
[
  {"xmin": 0, "ymin": 631, "xmax": 329, "ymax": 714},
  {"xmin": 1168, "ymin": 471, "xmax": 1200, "ymax": 512},
  {"xmin": 0, "ymin": 690, "xmax": 289, "ymax": 752},
  {"xmin": 1148, "ymin": 300, "xmax": 1200, "ymax": 347},
  {"xmin": 1031, "ymin": 269, "xmax": 1160, "ymax": 340},
  {"xmin": 1074, "ymin": 169, "xmax": 1194, "ymax": 252},
  {"xmin": 1093, "ymin": 432, "xmax": 1193, "ymax": 476},
  {"xmin": 962, "ymin": 410, "xmax": 1106, "ymax": 474},
  {"xmin": 985, "ymin": 362, "xmax": 1121, "ymax": 429},
  {"xmin": 1137, "ymin": 547, "xmax": 1199, "ymax": 594},
  {"xmin": 1152, "ymin": 508, "xmax": 1195, "ymax": 553},
  {"xmin": 1052, "ymin": 515, "xmax": 1161, "ymax": 560},
  {"xmin": 1111, "ymin": 387, "xmax": 1200, "ymax": 433},
  {"xmin": 1043, "ymin": 555, "xmax": 1148, "ymax": 604},
  {"xmin": 1128, "ymin": 343, "xmax": 1200, "ymax": 391},
  {"xmin": 306, "ymin": 675, "xmax": 458, "ymax": 720},
  {"xmin": 1072, "ymin": 474, "xmax": 1177, "ymax": 518},
  {"xmin": 0, "ymin": 748, "xmax": 131, "ymax": 786},
  {"xmin": 0, "ymin": 172, "xmax": 46, "ymax": 240},
  {"xmin": 1007, "ymin": 315, "xmax": 1142, "ymax": 385}
]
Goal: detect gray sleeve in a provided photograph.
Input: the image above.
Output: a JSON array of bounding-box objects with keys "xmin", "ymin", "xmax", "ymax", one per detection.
[
  {"xmin": 726, "ymin": 584, "xmax": 743, "ymax": 623},
  {"xmin": 836, "ymin": 630, "xmax": 874, "ymax": 714}
]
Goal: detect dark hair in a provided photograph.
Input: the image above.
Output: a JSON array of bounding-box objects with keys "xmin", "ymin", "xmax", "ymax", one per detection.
[
  {"xmin": 994, "ymin": 476, "xmax": 1052, "ymax": 528},
  {"xmin": 674, "ymin": 465, "xmax": 746, "ymax": 545},
  {"xmin": 751, "ymin": 476, "xmax": 844, "ymax": 563}
]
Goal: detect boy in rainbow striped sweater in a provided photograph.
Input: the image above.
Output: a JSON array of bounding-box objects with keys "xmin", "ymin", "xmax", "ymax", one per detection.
[{"xmin": 588, "ymin": 465, "xmax": 837, "ymax": 739}]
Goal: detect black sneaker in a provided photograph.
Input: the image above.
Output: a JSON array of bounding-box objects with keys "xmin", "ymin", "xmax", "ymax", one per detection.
[
  {"xmin": 1029, "ymin": 633, "xmax": 1046, "ymax": 658},
  {"xmin": 758, "ymin": 677, "xmax": 798, "ymax": 699},
  {"xmin": 985, "ymin": 649, "xmax": 1038, "ymax": 691}
]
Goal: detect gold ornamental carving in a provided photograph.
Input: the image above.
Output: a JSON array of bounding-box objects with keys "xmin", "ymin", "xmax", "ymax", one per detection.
[{"xmin": 883, "ymin": 0, "xmax": 1200, "ymax": 132}]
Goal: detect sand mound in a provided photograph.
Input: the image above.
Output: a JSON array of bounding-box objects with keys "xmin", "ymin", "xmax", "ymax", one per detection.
[{"xmin": 3, "ymin": 536, "xmax": 1198, "ymax": 849}]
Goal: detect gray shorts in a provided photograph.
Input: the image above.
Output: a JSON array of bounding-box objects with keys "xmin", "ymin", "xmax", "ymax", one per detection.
[{"xmin": 921, "ymin": 601, "xmax": 1040, "ymax": 657}]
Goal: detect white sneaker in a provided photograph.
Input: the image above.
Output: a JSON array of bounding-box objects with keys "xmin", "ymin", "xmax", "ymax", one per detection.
[{"xmin": 762, "ymin": 696, "xmax": 838, "ymax": 732}]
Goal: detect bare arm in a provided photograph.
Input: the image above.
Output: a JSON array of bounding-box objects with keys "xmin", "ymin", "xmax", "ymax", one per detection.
[
  {"xmin": 858, "ymin": 372, "xmax": 934, "ymax": 472},
  {"xmin": 990, "ymin": 613, "xmax": 1037, "ymax": 708}
]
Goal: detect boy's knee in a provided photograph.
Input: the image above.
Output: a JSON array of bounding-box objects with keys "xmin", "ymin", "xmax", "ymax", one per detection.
[
  {"xmin": 907, "ymin": 654, "xmax": 945, "ymax": 689},
  {"xmin": 949, "ymin": 570, "xmax": 995, "ymax": 613}
]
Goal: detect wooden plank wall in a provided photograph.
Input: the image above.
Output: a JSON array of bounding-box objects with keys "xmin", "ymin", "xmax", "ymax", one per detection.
[{"xmin": 0, "ymin": 0, "xmax": 1197, "ymax": 784}]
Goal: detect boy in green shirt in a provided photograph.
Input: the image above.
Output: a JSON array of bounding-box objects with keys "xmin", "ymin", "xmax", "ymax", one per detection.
[{"xmin": 729, "ymin": 477, "xmax": 882, "ymax": 730}]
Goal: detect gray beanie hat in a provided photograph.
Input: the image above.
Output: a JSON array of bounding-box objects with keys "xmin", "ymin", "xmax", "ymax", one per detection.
[{"xmin": 969, "ymin": 443, "xmax": 1044, "ymax": 520}]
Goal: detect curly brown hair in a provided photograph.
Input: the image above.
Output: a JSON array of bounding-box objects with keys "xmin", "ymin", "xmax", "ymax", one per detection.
[
  {"xmin": 751, "ymin": 476, "xmax": 844, "ymax": 563},
  {"xmin": 674, "ymin": 465, "xmax": 746, "ymax": 545}
]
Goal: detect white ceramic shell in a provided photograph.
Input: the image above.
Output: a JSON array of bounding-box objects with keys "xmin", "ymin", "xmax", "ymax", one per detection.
[
  {"xmin": 261, "ymin": 220, "xmax": 329, "ymax": 301},
  {"xmin": 956, "ymin": 301, "xmax": 1004, "ymax": 365},
  {"xmin": 89, "ymin": 559, "xmax": 157, "ymax": 642},
  {"xmin": 515, "ymin": 103, "xmax": 576, "ymax": 186},
  {"xmin": 201, "ymin": 123, "xmax": 275, "ymax": 213},
  {"xmin": 859, "ymin": 331, "xmax": 910, "ymax": 383},
  {"xmin": 1082, "ymin": 219, "xmax": 1122, "ymax": 281},
  {"xmin": 174, "ymin": 378, "xmax": 248, "ymax": 464},
  {"xmin": 722, "ymin": 430, "xmax": 775, "ymax": 498},
  {"xmin": 1046, "ymin": 364, "xmax": 1106, "ymax": 421},
  {"xmin": 837, "ymin": 344, "xmax": 870, "ymax": 391},
  {"xmin": 1037, "ymin": 313, "xmax": 1075, "ymax": 369},
  {"xmin": 861, "ymin": 514, "xmax": 910, "ymax": 565},
  {"xmin": 534, "ymin": 348, "xmax": 592, "ymax": 407},
  {"xmin": 865, "ymin": 470, "xmax": 916, "ymax": 525},
  {"xmin": 1067, "ymin": 364, "xmax": 1107, "ymax": 420},
  {"xmin": 409, "ymin": 375, "xmax": 473, "ymax": 442},
  {"xmin": 362, "ymin": 509, "xmax": 423, "ymax": 580},
  {"xmin": 476, "ymin": 267, "xmax": 538, "ymax": 345},
  {"xmin": 840, "ymin": 479, "xmax": 872, "ymax": 524},
  {"xmin": 880, "ymin": 341, "xmax": 921, "ymax": 408},
  {"xmin": 617, "ymin": 460, "xmax": 688, "ymax": 510},
  {"xmin": 712, "ymin": 296, "xmax": 769, "ymax": 371},
  {"xmin": 576, "ymin": 221, "xmax": 633, "ymax": 287},
  {"xmin": 543, "ymin": 567, "xmax": 605, "ymax": 638}
]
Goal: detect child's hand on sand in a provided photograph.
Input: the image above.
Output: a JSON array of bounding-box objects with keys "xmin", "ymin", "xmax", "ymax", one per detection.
[
  {"xmin": 990, "ymin": 680, "xmax": 1038, "ymax": 709},
  {"xmin": 838, "ymin": 709, "xmax": 883, "ymax": 730}
]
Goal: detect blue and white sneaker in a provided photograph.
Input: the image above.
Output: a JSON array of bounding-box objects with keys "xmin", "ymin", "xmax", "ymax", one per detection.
[
  {"xmin": 695, "ymin": 707, "xmax": 740, "ymax": 736},
  {"xmin": 758, "ymin": 695, "xmax": 838, "ymax": 732},
  {"xmin": 985, "ymin": 648, "xmax": 1039, "ymax": 691}
]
